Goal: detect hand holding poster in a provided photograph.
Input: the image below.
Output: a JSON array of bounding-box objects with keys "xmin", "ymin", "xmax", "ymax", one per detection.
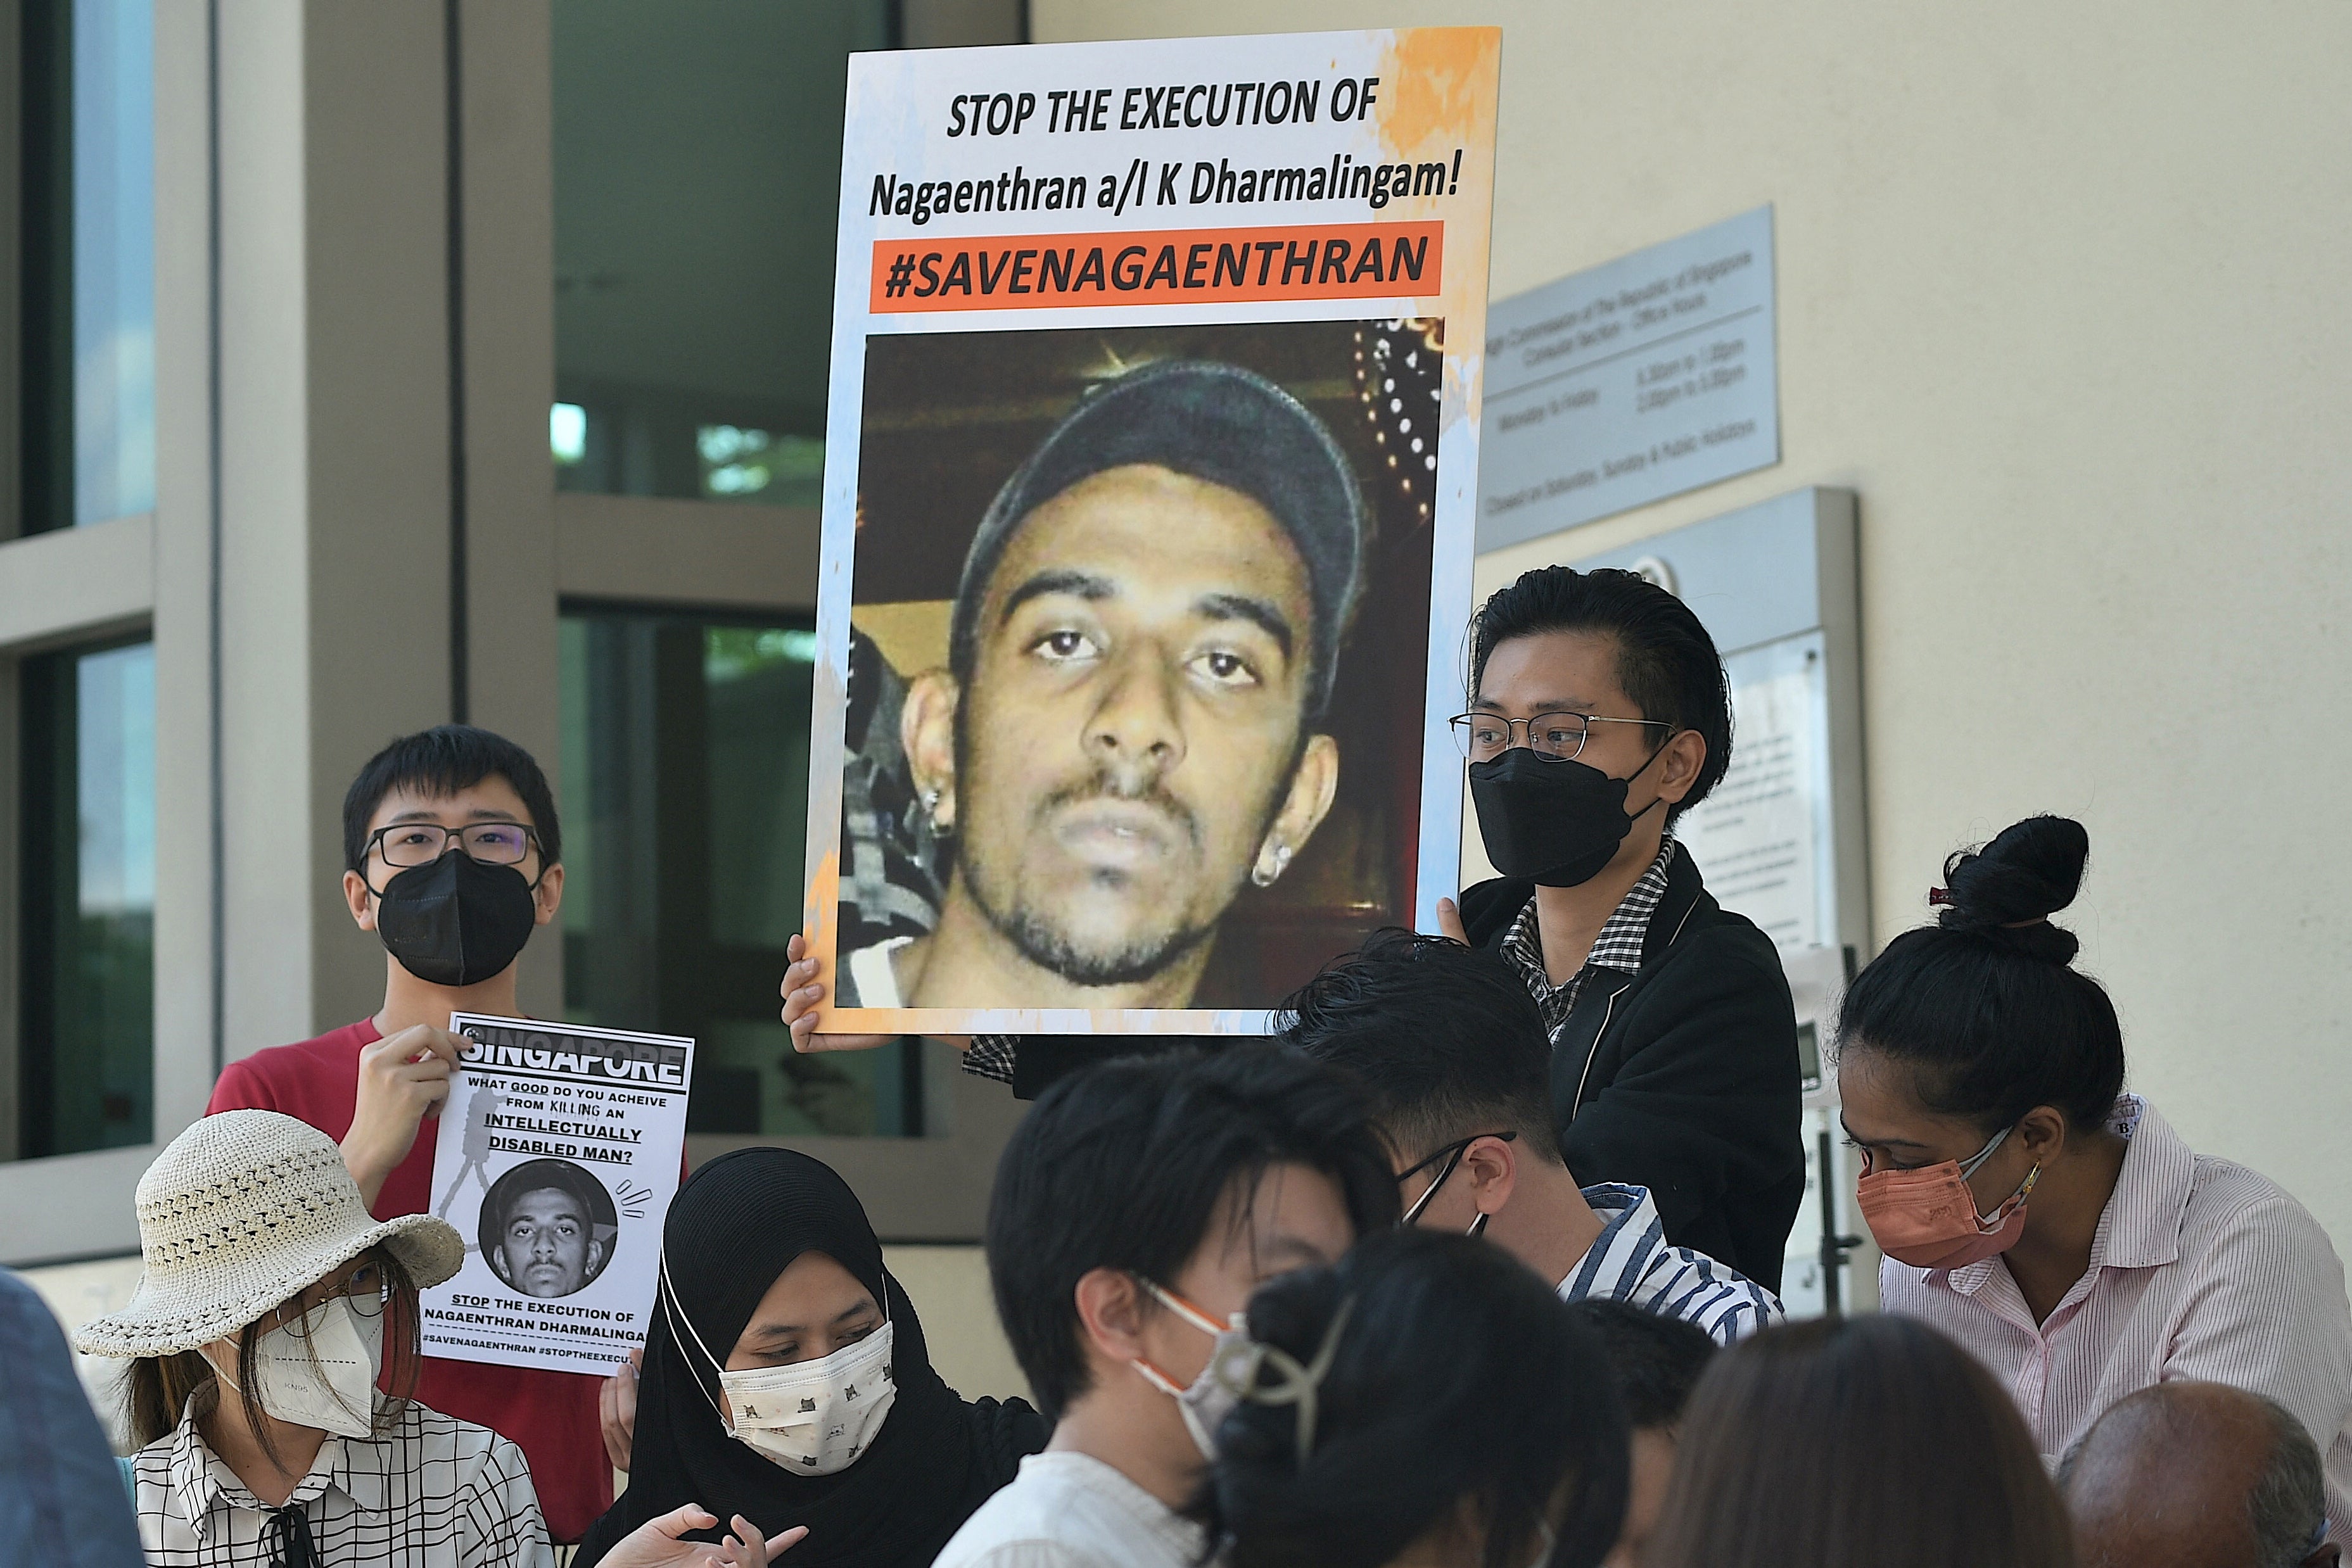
[
  {"xmin": 808, "ymin": 28, "xmax": 1501, "ymax": 1037},
  {"xmin": 419, "ymin": 1015, "xmax": 694, "ymax": 1376}
]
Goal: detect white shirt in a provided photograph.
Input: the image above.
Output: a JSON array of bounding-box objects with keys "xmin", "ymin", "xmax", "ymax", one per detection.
[
  {"xmin": 1882, "ymin": 1096, "xmax": 2352, "ymax": 1534},
  {"xmin": 1559, "ymin": 1183, "xmax": 1784, "ymax": 1344},
  {"xmin": 932, "ymin": 1450, "xmax": 1205, "ymax": 1568},
  {"xmin": 130, "ymin": 1396, "xmax": 552, "ymax": 1568}
]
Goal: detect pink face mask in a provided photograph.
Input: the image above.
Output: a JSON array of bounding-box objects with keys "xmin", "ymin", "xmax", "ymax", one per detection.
[{"xmin": 1857, "ymin": 1125, "xmax": 2041, "ymax": 1270}]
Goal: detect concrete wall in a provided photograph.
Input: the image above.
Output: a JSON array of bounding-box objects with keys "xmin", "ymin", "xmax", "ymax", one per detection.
[{"xmin": 1036, "ymin": 0, "xmax": 2352, "ymax": 1256}]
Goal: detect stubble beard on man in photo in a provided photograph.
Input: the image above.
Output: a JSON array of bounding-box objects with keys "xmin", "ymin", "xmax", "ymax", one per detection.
[
  {"xmin": 949, "ymin": 705, "xmax": 1299, "ymax": 991},
  {"xmin": 504, "ymin": 1187, "xmax": 597, "ymax": 1299}
]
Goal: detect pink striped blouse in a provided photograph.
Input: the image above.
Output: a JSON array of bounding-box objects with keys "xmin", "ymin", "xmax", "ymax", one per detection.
[{"xmin": 1880, "ymin": 1096, "xmax": 2352, "ymax": 1532}]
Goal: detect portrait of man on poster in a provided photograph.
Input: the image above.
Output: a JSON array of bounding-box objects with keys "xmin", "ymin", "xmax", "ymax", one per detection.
[
  {"xmin": 482, "ymin": 1157, "xmax": 616, "ymax": 1301},
  {"xmin": 837, "ymin": 358, "xmax": 1368, "ymax": 1012}
]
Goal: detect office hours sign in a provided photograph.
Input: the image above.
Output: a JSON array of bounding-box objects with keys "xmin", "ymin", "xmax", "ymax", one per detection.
[{"xmin": 417, "ymin": 1015, "xmax": 695, "ymax": 1376}]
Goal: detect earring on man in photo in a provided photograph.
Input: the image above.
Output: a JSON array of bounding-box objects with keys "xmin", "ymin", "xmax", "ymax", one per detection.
[
  {"xmin": 1251, "ymin": 843, "xmax": 1294, "ymax": 889},
  {"xmin": 921, "ymin": 786, "xmax": 955, "ymax": 835}
]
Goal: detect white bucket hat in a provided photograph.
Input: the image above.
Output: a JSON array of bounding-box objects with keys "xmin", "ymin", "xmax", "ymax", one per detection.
[{"xmin": 73, "ymin": 1109, "xmax": 465, "ymax": 1358}]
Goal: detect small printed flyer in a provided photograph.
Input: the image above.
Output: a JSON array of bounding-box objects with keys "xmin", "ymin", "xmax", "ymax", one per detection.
[
  {"xmin": 417, "ymin": 1014, "xmax": 694, "ymax": 1376},
  {"xmin": 806, "ymin": 27, "xmax": 1503, "ymax": 1039}
]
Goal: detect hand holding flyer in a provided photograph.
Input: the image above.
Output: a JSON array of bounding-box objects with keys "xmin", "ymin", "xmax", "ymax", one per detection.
[
  {"xmin": 420, "ymin": 1015, "xmax": 695, "ymax": 1376},
  {"xmin": 806, "ymin": 27, "xmax": 1501, "ymax": 1039}
]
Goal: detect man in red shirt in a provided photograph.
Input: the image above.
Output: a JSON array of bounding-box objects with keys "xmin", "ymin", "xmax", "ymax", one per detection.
[{"xmin": 207, "ymin": 724, "xmax": 624, "ymax": 1542}]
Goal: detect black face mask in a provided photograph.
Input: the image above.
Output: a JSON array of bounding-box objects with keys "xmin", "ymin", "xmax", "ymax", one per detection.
[
  {"xmin": 374, "ymin": 850, "xmax": 538, "ymax": 988},
  {"xmin": 1467, "ymin": 740, "xmax": 1671, "ymax": 888}
]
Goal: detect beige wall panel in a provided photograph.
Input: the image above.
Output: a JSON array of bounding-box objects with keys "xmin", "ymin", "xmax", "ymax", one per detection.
[
  {"xmin": 0, "ymin": 515, "xmax": 151, "ymax": 652},
  {"xmin": 22, "ymin": 1250, "xmax": 144, "ymax": 1447},
  {"xmin": 553, "ymin": 493, "xmax": 820, "ymax": 609},
  {"xmin": 1038, "ymin": 1, "xmax": 2352, "ymax": 1255},
  {"xmin": 884, "ymin": 1244, "xmax": 1029, "ymax": 1404},
  {"xmin": 214, "ymin": 0, "xmax": 319, "ymax": 1059},
  {"xmin": 457, "ymin": 0, "xmax": 564, "ymax": 1021},
  {"xmin": 150, "ymin": 0, "xmax": 218, "ymax": 1142},
  {"xmin": 300, "ymin": 4, "xmax": 456, "ymax": 1037}
]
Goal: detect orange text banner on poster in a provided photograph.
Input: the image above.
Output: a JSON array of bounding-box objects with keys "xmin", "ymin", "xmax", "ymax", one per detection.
[{"xmin": 870, "ymin": 221, "xmax": 1444, "ymax": 313}]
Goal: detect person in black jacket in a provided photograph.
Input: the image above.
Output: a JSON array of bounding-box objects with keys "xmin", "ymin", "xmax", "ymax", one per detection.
[{"xmin": 1436, "ymin": 565, "xmax": 1803, "ymax": 1288}]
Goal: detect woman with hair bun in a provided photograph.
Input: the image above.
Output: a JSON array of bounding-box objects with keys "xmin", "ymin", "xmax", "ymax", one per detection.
[
  {"xmin": 1836, "ymin": 814, "xmax": 2352, "ymax": 1538},
  {"xmin": 1197, "ymin": 1227, "xmax": 1628, "ymax": 1568}
]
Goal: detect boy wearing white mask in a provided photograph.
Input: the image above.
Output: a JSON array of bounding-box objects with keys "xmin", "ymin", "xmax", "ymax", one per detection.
[
  {"xmin": 934, "ymin": 1047, "xmax": 1398, "ymax": 1568},
  {"xmin": 79, "ymin": 1111, "xmax": 789, "ymax": 1568}
]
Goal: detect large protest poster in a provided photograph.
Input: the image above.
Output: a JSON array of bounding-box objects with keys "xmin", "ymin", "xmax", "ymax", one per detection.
[
  {"xmin": 418, "ymin": 1015, "xmax": 694, "ymax": 1376},
  {"xmin": 806, "ymin": 29, "xmax": 1501, "ymax": 1035}
]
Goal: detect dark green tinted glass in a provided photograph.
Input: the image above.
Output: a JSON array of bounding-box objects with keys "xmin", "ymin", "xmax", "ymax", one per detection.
[
  {"xmin": 22, "ymin": 0, "xmax": 157, "ymax": 534},
  {"xmin": 559, "ymin": 610, "xmax": 922, "ymax": 1137},
  {"xmin": 550, "ymin": 0, "xmax": 891, "ymax": 505},
  {"xmin": 19, "ymin": 637, "xmax": 154, "ymax": 1157}
]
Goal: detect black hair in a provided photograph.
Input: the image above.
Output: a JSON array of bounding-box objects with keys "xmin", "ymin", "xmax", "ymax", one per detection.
[
  {"xmin": 1645, "ymin": 1316, "xmax": 2073, "ymax": 1568},
  {"xmin": 1468, "ymin": 566, "xmax": 1733, "ymax": 823},
  {"xmin": 1567, "ymin": 1299, "xmax": 1717, "ymax": 1431},
  {"xmin": 1276, "ymin": 928, "xmax": 1564, "ymax": 1165},
  {"xmin": 948, "ymin": 359, "xmax": 1364, "ymax": 719},
  {"xmin": 1837, "ymin": 814, "xmax": 2125, "ymax": 1135},
  {"xmin": 341, "ymin": 724, "xmax": 561, "ymax": 874},
  {"xmin": 984, "ymin": 1043, "xmax": 1399, "ymax": 1424},
  {"xmin": 1200, "ymin": 1228, "xmax": 1629, "ymax": 1568}
]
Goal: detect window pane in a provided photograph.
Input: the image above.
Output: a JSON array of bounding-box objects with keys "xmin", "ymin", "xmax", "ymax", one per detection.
[
  {"xmin": 23, "ymin": 0, "xmax": 157, "ymax": 533},
  {"xmin": 559, "ymin": 609, "xmax": 921, "ymax": 1137},
  {"xmin": 19, "ymin": 638, "xmax": 155, "ymax": 1158},
  {"xmin": 551, "ymin": 0, "xmax": 890, "ymax": 506}
]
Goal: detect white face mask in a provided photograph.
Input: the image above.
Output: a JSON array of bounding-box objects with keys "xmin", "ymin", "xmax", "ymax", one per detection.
[
  {"xmin": 719, "ymin": 1322, "xmax": 896, "ymax": 1475},
  {"xmin": 663, "ymin": 1251, "xmax": 897, "ymax": 1477},
  {"xmin": 216, "ymin": 1297, "xmax": 383, "ymax": 1440},
  {"xmin": 1131, "ymin": 1280, "xmax": 1254, "ymax": 1462}
]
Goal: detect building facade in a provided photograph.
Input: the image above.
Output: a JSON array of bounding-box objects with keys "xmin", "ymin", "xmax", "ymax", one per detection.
[{"xmin": 10, "ymin": 0, "xmax": 2352, "ymax": 1392}]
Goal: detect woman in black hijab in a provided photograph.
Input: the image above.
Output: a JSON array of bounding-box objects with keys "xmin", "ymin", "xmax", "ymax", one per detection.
[{"xmin": 576, "ymin": 1149, "xmax": 1047, "ymax": 1568}]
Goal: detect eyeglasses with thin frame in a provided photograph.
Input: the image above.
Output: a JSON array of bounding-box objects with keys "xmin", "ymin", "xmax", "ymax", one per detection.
[
  {"xmin": 1447, "ymin": 711, "xmax": 1671, "ymax": 764},
  {"xmin": 362, "ymin": 821, "xmax": 544, "ymax": 896},
  {"xmin": 264, "ymin": 1256, "xmax": 392, "ymax": 1336},
  {"xmin": 1398, "ymin": 1130, "xmax": 1517, "ymax": 1227}
]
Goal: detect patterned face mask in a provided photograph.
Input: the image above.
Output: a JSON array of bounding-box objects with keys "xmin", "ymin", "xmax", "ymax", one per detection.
[
  {"xmin": 663, "ymin": 1251, "xmax": 897, "ymax": 1476},
  {"xmin": 715, "ymin": 1323, "xmax": 897, "ymax": 1476}
]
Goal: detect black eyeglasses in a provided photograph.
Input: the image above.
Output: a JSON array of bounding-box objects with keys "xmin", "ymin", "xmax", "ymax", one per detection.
[
  {"xmin": 1447, "ymin": 712, "xmax": 1671, "ymax": 764},
  {"xmin": 1398, "ymin": 1130, "xmax": 1516, "ymax": 1227},
  {"xmin": 362, "ymin": 821, "xmax": 544, "ymax": 895}
]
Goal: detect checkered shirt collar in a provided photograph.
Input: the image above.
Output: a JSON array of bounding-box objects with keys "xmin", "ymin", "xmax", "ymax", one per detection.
[
  {"xmin": 1500, "ymin": 838, "xmax": 1676, "ymax": 1023},
  {"xmin": 167, "ymin": 1397, "xmax": 378, "ymax": 1540}
]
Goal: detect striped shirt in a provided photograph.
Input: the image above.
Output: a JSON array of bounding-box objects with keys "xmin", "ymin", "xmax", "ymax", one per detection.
[
  {"xmin": 1563, "ymin": 1182, "xmax": 1783, "ymax": 1344},
  {"xmin": 1881, "ymin": 1096, "xmax": 2352, "ymax": 1536},
  {"xmin": 1501, "ymin": 839, "xmax": 1676, "ymax": 1039},
  {"xmin": 132, "ymin": 1397, "xmax": 552, "ymax": 1568}
]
